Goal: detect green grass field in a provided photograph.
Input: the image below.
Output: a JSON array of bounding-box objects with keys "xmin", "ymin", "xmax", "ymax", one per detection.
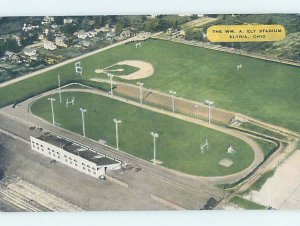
[
  {"xmin": 230, "ymin": 196, "xmax": 267, "ymax": 210},
  {"xmin": 1, "ymin": 39, "xmax": 300, "ymax": 133},
  {"xmin": 31, "ymin": 91, "xmax": 255, "ymax": 177}
]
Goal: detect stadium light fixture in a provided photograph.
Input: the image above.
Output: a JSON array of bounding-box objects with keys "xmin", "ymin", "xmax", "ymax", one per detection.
[
  {"xmin": 58, "ymin": 74, "xmax": 62, "ymax": 103},
  {"xmin": 80, "ymin": 108, "xmax": 87, "ymax": 137},
  {"xmin": 150, "ymin": 132, "xmax": 159, "ymax": 165},
  {"xmin": 137, "ymin": 82, "xmax": 144, "ymax": 106},
  {"xmin": 113, "ymin": 119, "xmax": 122, "ymax": 150},
  {"xmin": 47, "ymin": 98, "xmax": 56, "ymax": 125},
  {"xmin": 107, "ymin": 74, "xmax": 114, "ymax": 97},
  {"xmin": 169, "ymin": 91, "xmax": 177, "ymax": 113},
  {"xmin": 205, "ymin": 100, "xmax": 214, "ymax": 125}
]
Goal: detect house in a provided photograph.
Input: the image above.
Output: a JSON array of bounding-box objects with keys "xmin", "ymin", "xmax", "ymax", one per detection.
[
  {"xmin": 106, "ymin": 30, "xmax": 116, "ymax": 40},
  {"xmin": 76, "ymin": 30, "xmax": 87, "ymax": 39},
  {"xmin": 55, "ymin": 36, "xmax": 67, "ymax": 48},
  {"xmin": 24, "ymin": 47, "xmax": 37, "ymax": 56},
  {"xmin": 63, "ymin": 18, "xmax": 73, "ymax": 24},
  {"xmin": 86, "ymin": 31, "xmax": 97, "ymax": 38},
  {"xmin": 43, "ymin": 40, "xmax": 57, "ymax": 50},
  {"xmin": 4, "ymin": 51, "xmax": 21, "ymax": 63},
  {"xmin": 120, "ymin": 30, "xmax": 131, "ymax": 39},
  {"xmin": 82, "ymin": 41, "xmax": 90, "ymax": 47},
  {"xmin": 42, "ymin": 16, "xmax": 55, "ymax": 24},
  {"xmin": 22, "ymin": 23, "xmax": 39, "ymax": 32}
]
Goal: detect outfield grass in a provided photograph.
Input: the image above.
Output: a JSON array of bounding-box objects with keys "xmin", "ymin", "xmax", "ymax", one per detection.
[
  {"xmin": 1, "ymin": 39, "xmax": 299, "ymax": 133},
  {"xmin": 31, "ymin": 91, "xmax": 255, "ymax": 177},
  {"xmin": 79, "ymin": 39, "xmax": 300, "ymax": 133}
]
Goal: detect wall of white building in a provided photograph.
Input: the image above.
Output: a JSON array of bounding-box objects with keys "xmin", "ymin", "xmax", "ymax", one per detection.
[{"xmin": 30, "ymin": 136, "xmax": 120, "ymax": 178}]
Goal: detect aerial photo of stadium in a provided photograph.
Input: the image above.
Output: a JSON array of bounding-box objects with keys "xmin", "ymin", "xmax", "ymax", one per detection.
[{"xmin": 0, "ymin": 14, "xmax": 299, "ymax": 211}]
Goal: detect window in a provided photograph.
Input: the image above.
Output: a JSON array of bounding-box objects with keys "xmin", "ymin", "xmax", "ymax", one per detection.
[
  {"xmin": 92, "ymin": 167, "xmax": 95, "ymax": 170},
  {"xmin": 48, "ymin": 152, "xmax": 51, "ymax": 155},
  {"xmin": 88, "ymin": 169, "xmax": 91, "ymax": 172},
  {"xmin": 57, "ymin": 152, "xmax": 60, "ymax": 155},
  {"xmin": 83, "ymin": 167, "xmax": 85, "ymax": 170},
  {"xmin": 74, "ymin": 159, "xmax": 77, "ymax": 163},
  {"xmin": 64, "ymin": 155, "xmax": 67, "ymax": 158},
  {"xmin": 82, "ymin": 163, "xmax": 85, "ymax": 166},
  {"xmin": 53, "ymin": 154, "xmax": 55, "ymax": 157},
  {"xmin": 93, "ymin": 172, "xmax": 96, "ymax": 175},
  {"xmin": 75, "ymin": 164, "xmax": 77, "ymax": 166},
  {"xmin": 87, "ymin": 165, "xmax": 90, "ymax": 168},
  {"xmin": 52, "ymin": 150, "xmax": 55, "ymax": 153},
  {"xmin": 58, "ymin": 156, "xmax": 60, "ymax": 159},
  {"xmin": 48, "ymin": 148, "xmax": 50, "ymax": 150},
  {"xmin": 69, "ymin": 157, "xmax": 72, "ymax": 160}
]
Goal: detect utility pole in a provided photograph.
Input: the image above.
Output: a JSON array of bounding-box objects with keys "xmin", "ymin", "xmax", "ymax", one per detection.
[
  {"xmin": 150, "ymin": 132, "xmax": 159, "ymax": 165},
  {"xmin": 113, "ymin": 119, "xmax": 122, "ymax": 150},
  {"xmin": 58, "ymin": 74, "xmax": 62, "ymax": 103},
  {"xmin": 48, "ymin": 98, "xmax": 56, "ymax": 125},
  {"xmin": 137, "ymin": 82, "xmax": 144, "ymax": 106},
  {"xmin": 80, "ymin": 108, "xmax": 87, "ymax": 137},
  {"xmin": 169, "ymin": 91, "xmax": 176, "ymax": 113}
]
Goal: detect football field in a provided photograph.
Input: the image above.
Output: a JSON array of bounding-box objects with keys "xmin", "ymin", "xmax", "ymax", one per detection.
[{"xmin": 31, "ymin": 91, "xmax": 255, "ymax": 177}]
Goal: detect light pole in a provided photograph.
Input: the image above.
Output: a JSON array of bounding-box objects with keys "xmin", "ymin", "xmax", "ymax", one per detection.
[
  {"xmin": 48, "ymin": 98, "xmax": 56, "ymax": 125},
  {"xmin": 107, "ymin": 74, "xmax": 114, "ymax": 97},
  {"xmin": 137, "ymin": 82, "xmax": 144, "ymax": 106},
  {"xmin": 150, "ymin": 132, "xmax": 159, "ymax": 165},
  {"xmin": 205, "ymin": 100, "xmax": 214, "ymax": 125},
  {"xmin": 80, "ymin": 108, "xmax": 87, "ymax": 137},
  {"xmin": 58, "ymin": 74, "xmax": 62, "ymax": 103},
  {"xmin": 113, "ymin": 119, "xmax": 122, "ymax": 150},
  {"xmin": 169, "ymin": 91, "xmax": 176, "ymax": 113}
]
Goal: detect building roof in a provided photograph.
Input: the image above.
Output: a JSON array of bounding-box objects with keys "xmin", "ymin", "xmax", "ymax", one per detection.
[{"xmin": 37, "ymin": 134, "xmax": 120, "ymax": 166}]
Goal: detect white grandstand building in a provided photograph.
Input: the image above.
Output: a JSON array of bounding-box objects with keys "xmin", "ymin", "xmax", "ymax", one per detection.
[{"xmin": 30, "ymin": 134, "xmax": 121, "ymax": 178}]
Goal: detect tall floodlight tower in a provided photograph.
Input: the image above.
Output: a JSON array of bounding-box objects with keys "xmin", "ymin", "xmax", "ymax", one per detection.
[
  {"xmin": 137, "ymin": 82, "xmax": 144, "ymax": 106},
  {"xmin": 48, "ymin": 98, "xmax": 56, "ymax": 125},
  {"xmin": 107, "ymin": 74, "xmax": 114, "ymax": 97},
  {"xmin": 150, "ymin": 132, "xmax": 159, "ymax": 165},
  {"xmin": 113, "ymin": 119, "xmax": 122, "ymax": 150},
  {"xmin": 205, "ymin": 100, "xmax": 214, "ymax": 125},
  {"xmin": 169, "ymin": 91, "xmax": 177, "ymax": 113},
  {"xmin": 80, "ymin": 108, "xmax": 87, "ymax": 137},
  {"xmin": 58, "ymin": 75, "xmax": 62, "ymax": 103}
]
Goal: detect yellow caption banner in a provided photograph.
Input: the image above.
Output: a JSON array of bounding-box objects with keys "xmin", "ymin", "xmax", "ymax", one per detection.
[{"xmin": 207, "ymin": 24, "xmax": 286, "ymax": 42}]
